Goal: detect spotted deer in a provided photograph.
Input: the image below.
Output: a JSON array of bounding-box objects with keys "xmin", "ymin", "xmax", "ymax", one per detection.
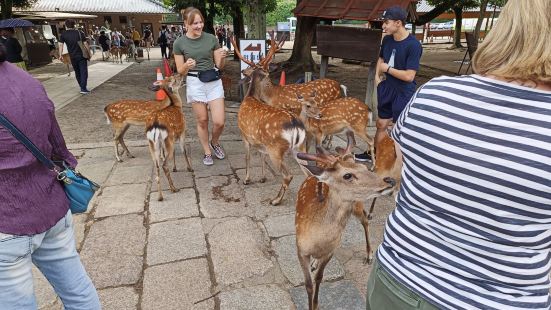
[
  {"xmin": 145, "ymin": 76, "xmax": 193, "ymax": 201},
  {"xmin": 231, "ymin": 36, "xmax": 347, "ymax": 116},
  {"xmin": 297, "ymin": 92, "xmax": 376, "ymax": 167},
  {"xmin": 104, "ymin": 74, "xmax": 185, "ymax": 162},
  {"xmin": 367, "ymin": 130, "xmax": 403, "ymax": 219},
  {"xmin": 238, "ymin": 69, "xmax": 307, "ymax": 205},
  {"xmin": 295, "ymin": 132, "xmax": 395, "ymax": 310}
]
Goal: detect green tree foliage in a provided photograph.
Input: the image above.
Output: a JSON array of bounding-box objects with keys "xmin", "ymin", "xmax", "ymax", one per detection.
[
  {"xmin": 266, "ymin": 0, "xmax": 295, "ymax": 27},
  {"xmin": 1, "ymin": 0, "xmax": 38, "ymax": 19}
]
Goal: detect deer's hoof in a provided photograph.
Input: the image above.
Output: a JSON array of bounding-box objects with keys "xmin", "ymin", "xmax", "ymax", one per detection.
[
  {"xmin": 171, "ymin": 188, "xmax": 180, "ymax": 193},
  {"xmin": 367, "ymin": 214, "xmax": 373, "ymax": 220},
  {"xmin": 364, "ymin": 256, "xmax": 374, "ymax": 265},
  {"xmin": 269, "ymin": 199, "xmax": 281, "ymax": 206},
  {"xmin": 173, "ymin": 168, "xmax": 177, "ymax": 172},
  {"xmin": 259, "ymin": 177, "xmax": 266, "ymax": 183},
  {"xmin": 158, "ymin": 196, "xmax": 164, "ymax": 201},
  {"xmin": 243, "ymin": 179, "xmax": 250, "ymax": 185},
  {"xmin": 116, "ymin": 158, "xmax": 123, "ymax": 163},
  {"xmin": 128, "ymin": 154, "xmax": 135, "ymax": 158},
  {"xmin": 187, "ymin": 167, "xmax": 193, "ymax": 172}
]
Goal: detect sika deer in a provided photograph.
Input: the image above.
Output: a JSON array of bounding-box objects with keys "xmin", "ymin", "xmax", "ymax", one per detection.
[
  {"xmin": 297, "ymin": 92, "xmax": 376, "ymax": 167},
  {"xmin": 295, "ymin": 132, "xmax": 395, "ymax": 310},
  {"xmin": 231, "ymin": 36, "xmax": 346, "ymax": 116},
  {"xmin": 104, "ymin": 74, "xmax": 185, "ymax": 162},
  {"xmin": 238, "ymin": 69, "xmax": 307, "ymax": 205},
  {"xmin": 145, "ymin": 76, "xmax": 193, "ymax": 201},
  {"xmin": 367, "ymin": 130, "xmax": 403, "ymax": 219}
]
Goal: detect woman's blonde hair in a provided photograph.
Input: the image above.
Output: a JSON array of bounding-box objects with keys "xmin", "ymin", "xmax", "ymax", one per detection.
[
  {"xmin": 472, "ymin": 0, "xmax": 551, "ymax": 83},
  {"xmin": 181, "ymin": 7, "xmax": 204, "ymax": 26}
]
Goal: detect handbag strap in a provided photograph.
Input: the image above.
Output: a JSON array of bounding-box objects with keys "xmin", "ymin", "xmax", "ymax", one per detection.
[{"xmin": 0, "ymin": 113, "xmax": 58, "ymax": 172}]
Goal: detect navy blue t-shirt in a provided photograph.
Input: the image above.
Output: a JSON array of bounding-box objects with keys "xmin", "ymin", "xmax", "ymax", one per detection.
[{"xmin": 380, "ymin": 34, "xmax": 422, "ymax": 93}]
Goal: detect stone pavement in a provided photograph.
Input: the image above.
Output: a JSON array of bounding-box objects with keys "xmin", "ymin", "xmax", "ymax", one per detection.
[{"xmin": 30, "ymin": 51, "xmax": 396, "ymax": 310}]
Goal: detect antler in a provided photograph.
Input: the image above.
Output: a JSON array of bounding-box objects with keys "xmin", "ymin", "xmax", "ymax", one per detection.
[
  {"xmin": 296, "ymin": 152, "xmax": 338, "ymax": 165},
  {"xmin": 231, "ymin": 35, "xmax": 256, "ymax": 68},
  {"xmin": 259, "ymin": 33, "xmax": 287, "ymax": 70}
]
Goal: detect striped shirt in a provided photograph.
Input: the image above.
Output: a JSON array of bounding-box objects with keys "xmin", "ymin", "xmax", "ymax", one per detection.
[{"xmin": 377, "ymin": 75, "xmax": 551, "ymax": 310}]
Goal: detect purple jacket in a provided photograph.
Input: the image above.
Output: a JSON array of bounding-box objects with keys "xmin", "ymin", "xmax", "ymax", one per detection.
[{"xmin": 0, "ymin": 62, "xmax": 77, "ymax": 235}]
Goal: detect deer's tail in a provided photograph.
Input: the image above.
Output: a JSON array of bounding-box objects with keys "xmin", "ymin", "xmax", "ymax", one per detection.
[
  {"xmin": 146, "ymin": 123, "xmax": 168, "ymax": 161},
  {"xmin": 281, "ymin": 118, "xmax": 306, "ymax": 151},
  {"xmin": 340, "ymin": 84, "xmax": 348, "ymax": 97}
]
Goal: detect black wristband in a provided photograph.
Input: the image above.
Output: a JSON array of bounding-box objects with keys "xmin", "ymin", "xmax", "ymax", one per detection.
[{"xmin": 386, "ymin": 66, "xmax": 391, "ymax": 73}]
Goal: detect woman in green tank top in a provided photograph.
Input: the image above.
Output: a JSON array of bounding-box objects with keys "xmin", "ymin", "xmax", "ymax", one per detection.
[{"xmin": 173, "ymin": 7, "xmax": 228, "ymax": 166}]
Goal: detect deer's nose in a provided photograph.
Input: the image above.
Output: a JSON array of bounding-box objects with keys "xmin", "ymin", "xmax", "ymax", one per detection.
[{"xmin": 383, "ymin": 177, "xmax": 396, "ymax": 187}]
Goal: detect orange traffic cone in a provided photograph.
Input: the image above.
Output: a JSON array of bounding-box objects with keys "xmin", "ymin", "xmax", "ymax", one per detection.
[
  {"xmin": 163, "ymin": 58, "xmax": 172, "ymax": 77},
  {"xmin": 279, "ymin": 70, "xmax": 286, "ymax": 86},
  {"xmin": 155, "ymin": 68, "xmax": 166, "ymax": 101}
]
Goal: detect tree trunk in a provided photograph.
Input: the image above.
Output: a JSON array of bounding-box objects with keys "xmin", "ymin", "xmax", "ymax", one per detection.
[
  {"xmin": 204, "ymin": 0, "xmax": 216, "ymax": 35},
  {"xmin": 232, "ymin": 4, "xmax": 245, "ymax": 60},
  {"xmin": 1, "ymin": 0, "xmax": 13, "ymax": 19},
  {"xmin": 473, "ymin": 0, "xmax": 488, "ymax": 42},
  {"xmin": 246, "ymin": 0, "xmax": 266, "ymax": 39},
  {"xmin": 452, "ymin": 6, "xmax": 463, "ymax": 48},
  {"xmin": 284, "ymin": 15, "xmax": 318, "ymax": 73}
]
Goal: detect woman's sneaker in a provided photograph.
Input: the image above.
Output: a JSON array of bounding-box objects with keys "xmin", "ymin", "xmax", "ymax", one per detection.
[
  {"xmin": 203, "ymin": 154, "xmax": 214, "ymax": 166},
  {"xmin": 210, "ymin": 142, "xmax": 225, "ymax": 159},
  {"xmin": 354, "ymin": 151, "xmax": 373, "ymax": 162}
]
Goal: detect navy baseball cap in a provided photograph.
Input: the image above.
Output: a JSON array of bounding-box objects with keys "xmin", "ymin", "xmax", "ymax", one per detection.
[{"xmin": 382, "ymin": 6, "xmax": 408, "ymax": 21}]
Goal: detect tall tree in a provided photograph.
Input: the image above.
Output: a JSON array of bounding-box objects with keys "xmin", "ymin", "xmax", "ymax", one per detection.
[
  {"xmin": 283, "ymin": 0, "xmax": 318, "ymax": 73},
  {"xmin": 1, "ymin": 0, "xmax": 37, "ymax": 19}
]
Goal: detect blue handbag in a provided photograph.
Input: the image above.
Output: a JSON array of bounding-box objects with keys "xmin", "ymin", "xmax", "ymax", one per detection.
[{"xmin": 0, "ymin": 113, "xmax": 99, "ymax": 213}]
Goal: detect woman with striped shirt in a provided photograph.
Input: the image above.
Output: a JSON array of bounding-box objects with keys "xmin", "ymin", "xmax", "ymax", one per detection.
[{"xmin": 367, "ymin": 1, "xmax": 551, "ymax": 309}]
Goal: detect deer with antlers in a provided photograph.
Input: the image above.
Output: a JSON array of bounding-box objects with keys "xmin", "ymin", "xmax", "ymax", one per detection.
[
  {"xmin": 238, "ymin": 68, "xmax": 307, "ymax": 205},
  {"xmin": 296, "ymin": 91, "xmax": 376, "ymax": 167},
  {"xmin": 104, "ymin": 74, "xmax": 185, "ymax": 162},
  {"xmin": 231, "ymin": 36, "xmax": 347, "ymax": 117},
  {"xmin": 145, "ymin": 75, "xmax": 193, "ymax": 201},
  {"xmin": 295, "ymin": 131, "xmax": 395, "ymax": 310}
]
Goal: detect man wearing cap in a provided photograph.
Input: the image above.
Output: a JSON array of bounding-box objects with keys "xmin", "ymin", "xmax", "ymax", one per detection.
[{"xmin": 355, "ymin": 6, "xmax": 422, "ymax": 162}]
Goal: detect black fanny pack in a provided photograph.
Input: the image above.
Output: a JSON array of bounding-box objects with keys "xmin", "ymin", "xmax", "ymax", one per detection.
[{"xmin": 188, "ymin": 69, "xmax": 221, "ymax": 83}]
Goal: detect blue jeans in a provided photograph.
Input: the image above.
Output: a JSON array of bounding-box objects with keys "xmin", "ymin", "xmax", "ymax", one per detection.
[
  {"xmin": 70, "ymin": 57, "xmax": 88, "ymax": 92},
  {"xmin": 0, "ymin": 210, "xmax": 100, "ymax": 310}
]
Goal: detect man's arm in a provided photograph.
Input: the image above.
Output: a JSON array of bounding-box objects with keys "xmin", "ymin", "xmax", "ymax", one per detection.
[{"xmin": 378, "ymin": 61, "xmax": 417, "ymax": 83}]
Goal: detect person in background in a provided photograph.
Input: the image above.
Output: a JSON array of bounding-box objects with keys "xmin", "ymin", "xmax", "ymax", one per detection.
[
  {"xmin": 98, "ymin": 30, "xmax": 110, "ymax": 59},
  {"xmin": 59, "ymin": 19, "xmax": 91, "ymax": 94},
  {"xmin": 0, "ymin": 28, "xmax": 26, "ymax": 70},
  {"xmin": 366, "ymin": 1, "xmax": 551, "ymax": 309},
  {"xmin": 111, "ymin": 28, "xmax": 121, "ymax": 47},
  {"xmin": 0, "ymin": 42, "xmax": 100, "ymax": 310},
  {"xmin": 225, "ymin": 27, "xmax": 232, "ymax": 51},
  {"xmin": 158, "ymin": 25, "xmax": 169, "ymax": 59},
  {"xmin": 173, "ymin": 7, "xmax": 228, "ymax": 166},
  {"xmin": 355, "ymin": 6, "xmax": 422, "ymax": 162},
  {"xmin": 142, "ymin": 26, "xmax": 153, "ymax": 49},
  {"xmin": 131, "ymin": 27, "xmax": 141, "ymax": 48}
]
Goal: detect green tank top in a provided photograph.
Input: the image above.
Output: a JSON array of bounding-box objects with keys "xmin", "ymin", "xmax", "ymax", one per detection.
[{"xmin": 173, "ymin": 32, "xmax": 219, "ymax": 71}]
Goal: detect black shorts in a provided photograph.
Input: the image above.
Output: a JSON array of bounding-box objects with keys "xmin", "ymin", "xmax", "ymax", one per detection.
[{"xmin": 377, "ymin": 80, "xmax": 415, "ymax": 123}]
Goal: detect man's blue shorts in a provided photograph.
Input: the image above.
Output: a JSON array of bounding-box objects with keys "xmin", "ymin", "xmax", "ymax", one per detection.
[{"xmin": 377, "ymin": 80, "xmax": 415, "ymax": 122}]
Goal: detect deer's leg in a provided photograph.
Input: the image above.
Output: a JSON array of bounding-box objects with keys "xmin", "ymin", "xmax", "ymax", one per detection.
[
  {"xmin": 298, "ymin": 253, "xmax": 315, "ymax": 310},
  {"xmin": 180, "ymin": 134, "xmax": 193, "ymax": 172},
  {"xmin": 268, "ymin": 149, "xmax": 292, "ymax": 206},
  {"xmin": 367, "ymin": 198, "xmax": 377, "ymax": 220},
  {"xmin": 356, "ymin": 128, "xmax": 376, "ymax": 169},
  {"xmin": 162, "ymin": 139, "xmax": 179, "ymax": 193},
  {"xmin": 113, "ymin": 125, "xmax": 125, "ymax": 162},
  {"xmin": 243, "ymin": 140, "xmax": 251, "ymax": 185},
  {"xmin": 312, "ymin": 255, "xmax": 332, "ymax": 310},
  {"xmin": 259, "ymin": 153, "xmax": 267, "ymax": 183},
  {"xmin": 119, "ymin": 124, "xmax": 135, "ymax": 158},
  {"xmin": 148, "ymin": 140, "xmax": 164, "ymax": 201},
  {"xmin": 354, "ymin": 201, "xmax": 374, "ymax": 264}
]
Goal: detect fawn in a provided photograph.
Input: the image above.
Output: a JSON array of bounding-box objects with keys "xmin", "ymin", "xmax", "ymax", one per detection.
[
  {"xmin": 238, "ymin": 69, "xmax": 307, "ymax": 205},
  {"xmin": 297, "ymin": 91, "xmax": 376, "ymax": 168},
  {"xmin": 145, "ymin": 75, "xmax": 193, "ymax": 201},
  {"xmin": 104, "ymin": 74, "xmax": 185, "ymax": 162},
  {"xmin": 295, "ymin": 132, "xmax": 395, "ymax": 310}
]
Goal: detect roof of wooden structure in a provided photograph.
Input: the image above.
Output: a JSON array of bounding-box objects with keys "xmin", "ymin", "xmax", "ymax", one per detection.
[{"xmin": 293, "ymin": 0, "xmax": 417, "ymax": 21}]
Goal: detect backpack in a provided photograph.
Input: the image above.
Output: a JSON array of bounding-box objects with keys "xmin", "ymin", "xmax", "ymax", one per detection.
[
  {"xmin": 157, "ymin": 31, "xmax": 167, "ymax": 44},
  {"xmin": 144, "ymin": 29, "xmax": 151, "ymax": 38}
]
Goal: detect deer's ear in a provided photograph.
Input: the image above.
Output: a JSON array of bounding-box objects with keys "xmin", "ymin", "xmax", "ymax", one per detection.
[
  {"xmin": 301, "ymin": 164, "xmax": 324, "ymax": 177},
  {"xmin": 310, "ymin": 90, "xmax": 317, "ymax": 97}
]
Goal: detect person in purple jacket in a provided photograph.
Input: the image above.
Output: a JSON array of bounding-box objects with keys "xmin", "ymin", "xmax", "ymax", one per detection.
[{"xmin": 0, "ymin": 42, "xmax": 100, "ymax": 309}]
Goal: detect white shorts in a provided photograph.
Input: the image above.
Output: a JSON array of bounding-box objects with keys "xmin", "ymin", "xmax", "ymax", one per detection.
[{"xmin": 186, "ymin": 75, "xmax": 224, "ymax": 104}]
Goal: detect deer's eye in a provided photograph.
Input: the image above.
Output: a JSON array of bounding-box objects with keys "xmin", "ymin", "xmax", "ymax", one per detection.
[
  {"xmin": 343, "ymin": 173, "xmax": 353, "ymax": 180},
  {"xmin": 306, "ymin": 105, "xmax": 311, "ymax": 108}
]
